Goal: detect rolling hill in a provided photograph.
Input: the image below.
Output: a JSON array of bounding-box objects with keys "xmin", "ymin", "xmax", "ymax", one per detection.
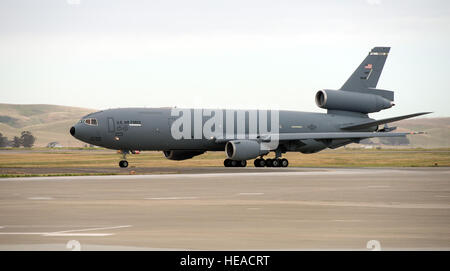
[
  {"xmin": 0, "ymin": 104, "xmax": 94, "ymax": 147},
  {"xmin": 0, "ymin": 103, "xmax": 449, "ymax": 148},
  {"xmin": 393, "ymin": 117, "xmax": 450, "ymax": 148},
  {"xmin": 357, "ymin": 117, "xmax": 450, "ymax": 148}
]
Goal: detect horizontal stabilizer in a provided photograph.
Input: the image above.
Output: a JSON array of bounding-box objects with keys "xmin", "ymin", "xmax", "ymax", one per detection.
[{"xmin": 340, "ymin": 112, "xmax": 432, "ymax": 131}]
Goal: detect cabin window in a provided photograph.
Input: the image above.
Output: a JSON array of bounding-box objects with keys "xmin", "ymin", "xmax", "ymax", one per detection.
[{"xmin": 83, "ymin": 118, "xmax": 98, "ymax": 126}]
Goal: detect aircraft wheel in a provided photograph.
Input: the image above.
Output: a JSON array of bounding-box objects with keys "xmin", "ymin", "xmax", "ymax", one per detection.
[
  {"xmin": 281, "ymin": 158, "xmax": 289, "ymax": 167},
  {"xmin": 230, "ymin": 160, "xmax": 238, "ymax": 167},
  {"xmin": 254, "ymin": 159, "xmax": 261, "ymax": 167},
  {"xmin": 239, "ymin": 160, "xmax": 247, "ymax": 167},
  {"xmin": 254, "ymin": 159, "xmax": 265, "ymax": 167},
  {"xmin": 119, "ymin": 160, "xmax": 128, "ymax": 168},
  {"xmin": 272, "ymin": 159, "xmax": 280, "ymax": 167},
  {"xmin": 224, "ymin": 159, "xmax": 231, "ymax": 167},
  {"xmin": 259, "ymin": 159, "xmax": 266, "ymax": 167},
  {"xmin": 266, "ymin": 159, "xmax": 273, "ymax": 167}
]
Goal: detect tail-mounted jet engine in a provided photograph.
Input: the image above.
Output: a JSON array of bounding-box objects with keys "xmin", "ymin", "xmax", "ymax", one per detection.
[{"xmin": 315, "ymin": 89, "xmax": 394, "ymax": 114}]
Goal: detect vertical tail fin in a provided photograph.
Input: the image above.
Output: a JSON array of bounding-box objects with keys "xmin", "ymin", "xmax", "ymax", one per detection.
[{"xmin": 341, "ymin": 47, "xmax": 390, "ymax": 91}]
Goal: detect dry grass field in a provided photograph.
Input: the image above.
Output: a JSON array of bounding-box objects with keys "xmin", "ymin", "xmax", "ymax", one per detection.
[{"xmin": 0, "ymin": 148, "xmax": 449, "ymax": 170}]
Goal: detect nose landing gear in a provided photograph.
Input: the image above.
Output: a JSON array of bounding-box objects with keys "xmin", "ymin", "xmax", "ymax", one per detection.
[
  {"xmin": 118, "ymin": 150, "xmax": 129, "ymax": 168},
  {"xmin": 119, "ymin": 160, "xmax": 128, "ymax": 168},
  {"xmin": 117, "ymin": 150, "xmax": 141, "ymax": 168}
]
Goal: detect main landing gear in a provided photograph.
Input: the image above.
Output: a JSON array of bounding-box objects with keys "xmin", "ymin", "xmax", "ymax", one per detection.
[
  {"xmin": 223, "ymin": 158, "xmax": 289, "ymax": 168},
  {"xmin": 254, "ymin": 158, "xmax": 289, "ymax": 167},
  {"xmin": 224, "ymin": 159, "xmax": 247, "ymax": 167},
  {"xmin": 254, "ymin": 149, "xmax": 289, "ymax": 167},
  {"xmin": 223, "ymin": 156, "xmax": 289, "ymax": 168}
]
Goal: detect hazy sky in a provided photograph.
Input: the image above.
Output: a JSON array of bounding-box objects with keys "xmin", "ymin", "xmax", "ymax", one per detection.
[{"xmin": 0, "ymin": 0, "xmax": 449, "ymax": 118}]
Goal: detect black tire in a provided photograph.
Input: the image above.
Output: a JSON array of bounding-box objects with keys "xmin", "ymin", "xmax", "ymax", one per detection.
[
  {"xmin": 254, "ymin": 159, "xmax": 261, "ymax": 167},
  {"xmin": 266, "ymin": 159, "xmax": 273, "ymax": 167},
  {"xmin": 239, "ymin": 160, "xmax": 247, "ymax": 167},
  {"xmin": 272, "ymin": 159, "xmax": 280, "ymax": 167},
  {"xmin": 259, "ymin": 159, "xmax": 266, "ymax": 167},
  {"xmin": 230, "ymin": 160, "xmax": 238, "ymax": 167},
  {"xmin": 254, "ymin": 159, "xmax": 265, "ymax": 167},
  {"xmin": 281, "ymin": 158, "xmax": 289, "ymax": 167},
  {"xmin": 119, "ymin": 160, "xmax": 128, "ymax": 168},
  {"xmin": 224, "ymin": 159, "xmax": 231, "ymax": 167}
]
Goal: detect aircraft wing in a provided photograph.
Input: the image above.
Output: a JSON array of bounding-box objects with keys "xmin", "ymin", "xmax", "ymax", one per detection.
[
  {"xmin": 340, "ymin": 112, "xmax": 432, "ymax": 131},
  {"xmin": 215, "ymin": 131, "xmax": 423, "ymax": 143},
  {"xmin": 274, "ymin": 132, "xmax": 421, "ymax": 141}
]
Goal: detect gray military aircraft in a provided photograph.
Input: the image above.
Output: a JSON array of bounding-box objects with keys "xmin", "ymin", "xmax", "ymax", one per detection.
[{"xmin": 70, "ymin": 47, "xmax": 430, "ymax": 168}]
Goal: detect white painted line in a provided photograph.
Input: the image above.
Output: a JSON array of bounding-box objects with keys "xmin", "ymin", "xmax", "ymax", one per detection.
[
  {"xmin": 51, "ymin": 225, "xmax": 132, "ymax": 234},
  {"xmin": 0, "ymin": 169, "xmax": 426, "ymax": 181},
  {"xmin": 0, "ymin": 232, "xmax": 114, "ymax": 237},
  {"xmin": 0, "ymin": 225, "xmax": 131, "ymax": 237},
  {"xmin": 435, "ymin": 195, "xmax": 449, "ymax": 198},
  {"xmin": 27, "ymin": 197, "xmax": 53, "ymax": 200},
  {"xmin": 44, "ymin": 233, "xmax": 114, "ymax": 237},
  {"xmin": 1, "ymin": 225, "xmax": 121, "ymax": 228},
  {"xmin": 238, "ymin": 193, "xmax": 264, "ymax": 196},
  {"xmin": 0, "ymin": 232, "xmax": 49, "ymax": 235},
  {"xmin": 145, "ymin": 197, "xmax": 198, "ymax": 200}
]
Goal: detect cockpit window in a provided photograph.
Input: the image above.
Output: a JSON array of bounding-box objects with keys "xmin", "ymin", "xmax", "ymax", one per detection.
[{"xmin": 83, "ymin": 118, "xmax": 98, "ymax": 126}]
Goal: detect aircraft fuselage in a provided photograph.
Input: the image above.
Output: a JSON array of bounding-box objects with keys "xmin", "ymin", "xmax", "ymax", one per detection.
[{"xmin": 71, "ymin": 107, "xmax": 375, "ymax": 154}]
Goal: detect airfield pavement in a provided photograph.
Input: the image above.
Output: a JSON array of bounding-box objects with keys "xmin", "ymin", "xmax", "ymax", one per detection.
[{"xmin": 0, "ymin": 167, "xmax": 449, "ymax": 250}]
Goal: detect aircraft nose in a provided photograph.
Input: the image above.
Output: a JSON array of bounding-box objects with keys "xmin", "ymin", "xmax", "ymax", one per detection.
[{"xmin": 70, "ymin": 126, "xmax": 75, "ymax": 136}]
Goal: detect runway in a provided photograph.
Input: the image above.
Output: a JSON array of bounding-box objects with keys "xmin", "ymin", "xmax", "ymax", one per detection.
[{"xmin": 0, "ymin": 167, "xmax": 449, "ymax": 250}]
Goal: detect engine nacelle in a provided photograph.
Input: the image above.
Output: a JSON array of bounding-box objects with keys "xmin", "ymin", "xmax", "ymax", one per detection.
[
  {"xmin": 163, "ymin": 150, "xmax": 205, "ymax": 160},
  {"xmin": 315, "ymin": 89, "xmax": 394, "ymax": 114},
  {"xmin": 225, "ymin": 140, "xmax": 269, "ymax": 161}
]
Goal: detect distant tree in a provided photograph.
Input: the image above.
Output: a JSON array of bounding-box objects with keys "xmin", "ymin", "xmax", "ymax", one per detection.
[
  {"xmin": 12, "ymin": 136, "xmax": 21, "ymax": 148},
  {"xmin": 0, "ymin": 132, "xmax": 8, "ymax": 147},
  {"xmin": 20, "ymin": 131, "xmax": 36, "ymax": 148}
]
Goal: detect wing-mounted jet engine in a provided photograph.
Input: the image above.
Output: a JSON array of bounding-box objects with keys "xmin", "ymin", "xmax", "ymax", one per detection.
[{"xmin": 163, "ymin": 150, "xmax": 205, "ymax": 161}]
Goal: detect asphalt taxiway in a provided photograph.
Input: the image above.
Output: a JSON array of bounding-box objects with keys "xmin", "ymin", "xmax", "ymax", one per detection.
[{"xmin": 0, "ymin": 167, "xmax": 449, "ymax": 250}]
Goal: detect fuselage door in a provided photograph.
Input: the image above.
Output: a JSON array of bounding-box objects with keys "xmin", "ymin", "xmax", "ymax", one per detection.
[{"xmin": 108, "ymin": 117, "xmax": 115, "ymax": 133}]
